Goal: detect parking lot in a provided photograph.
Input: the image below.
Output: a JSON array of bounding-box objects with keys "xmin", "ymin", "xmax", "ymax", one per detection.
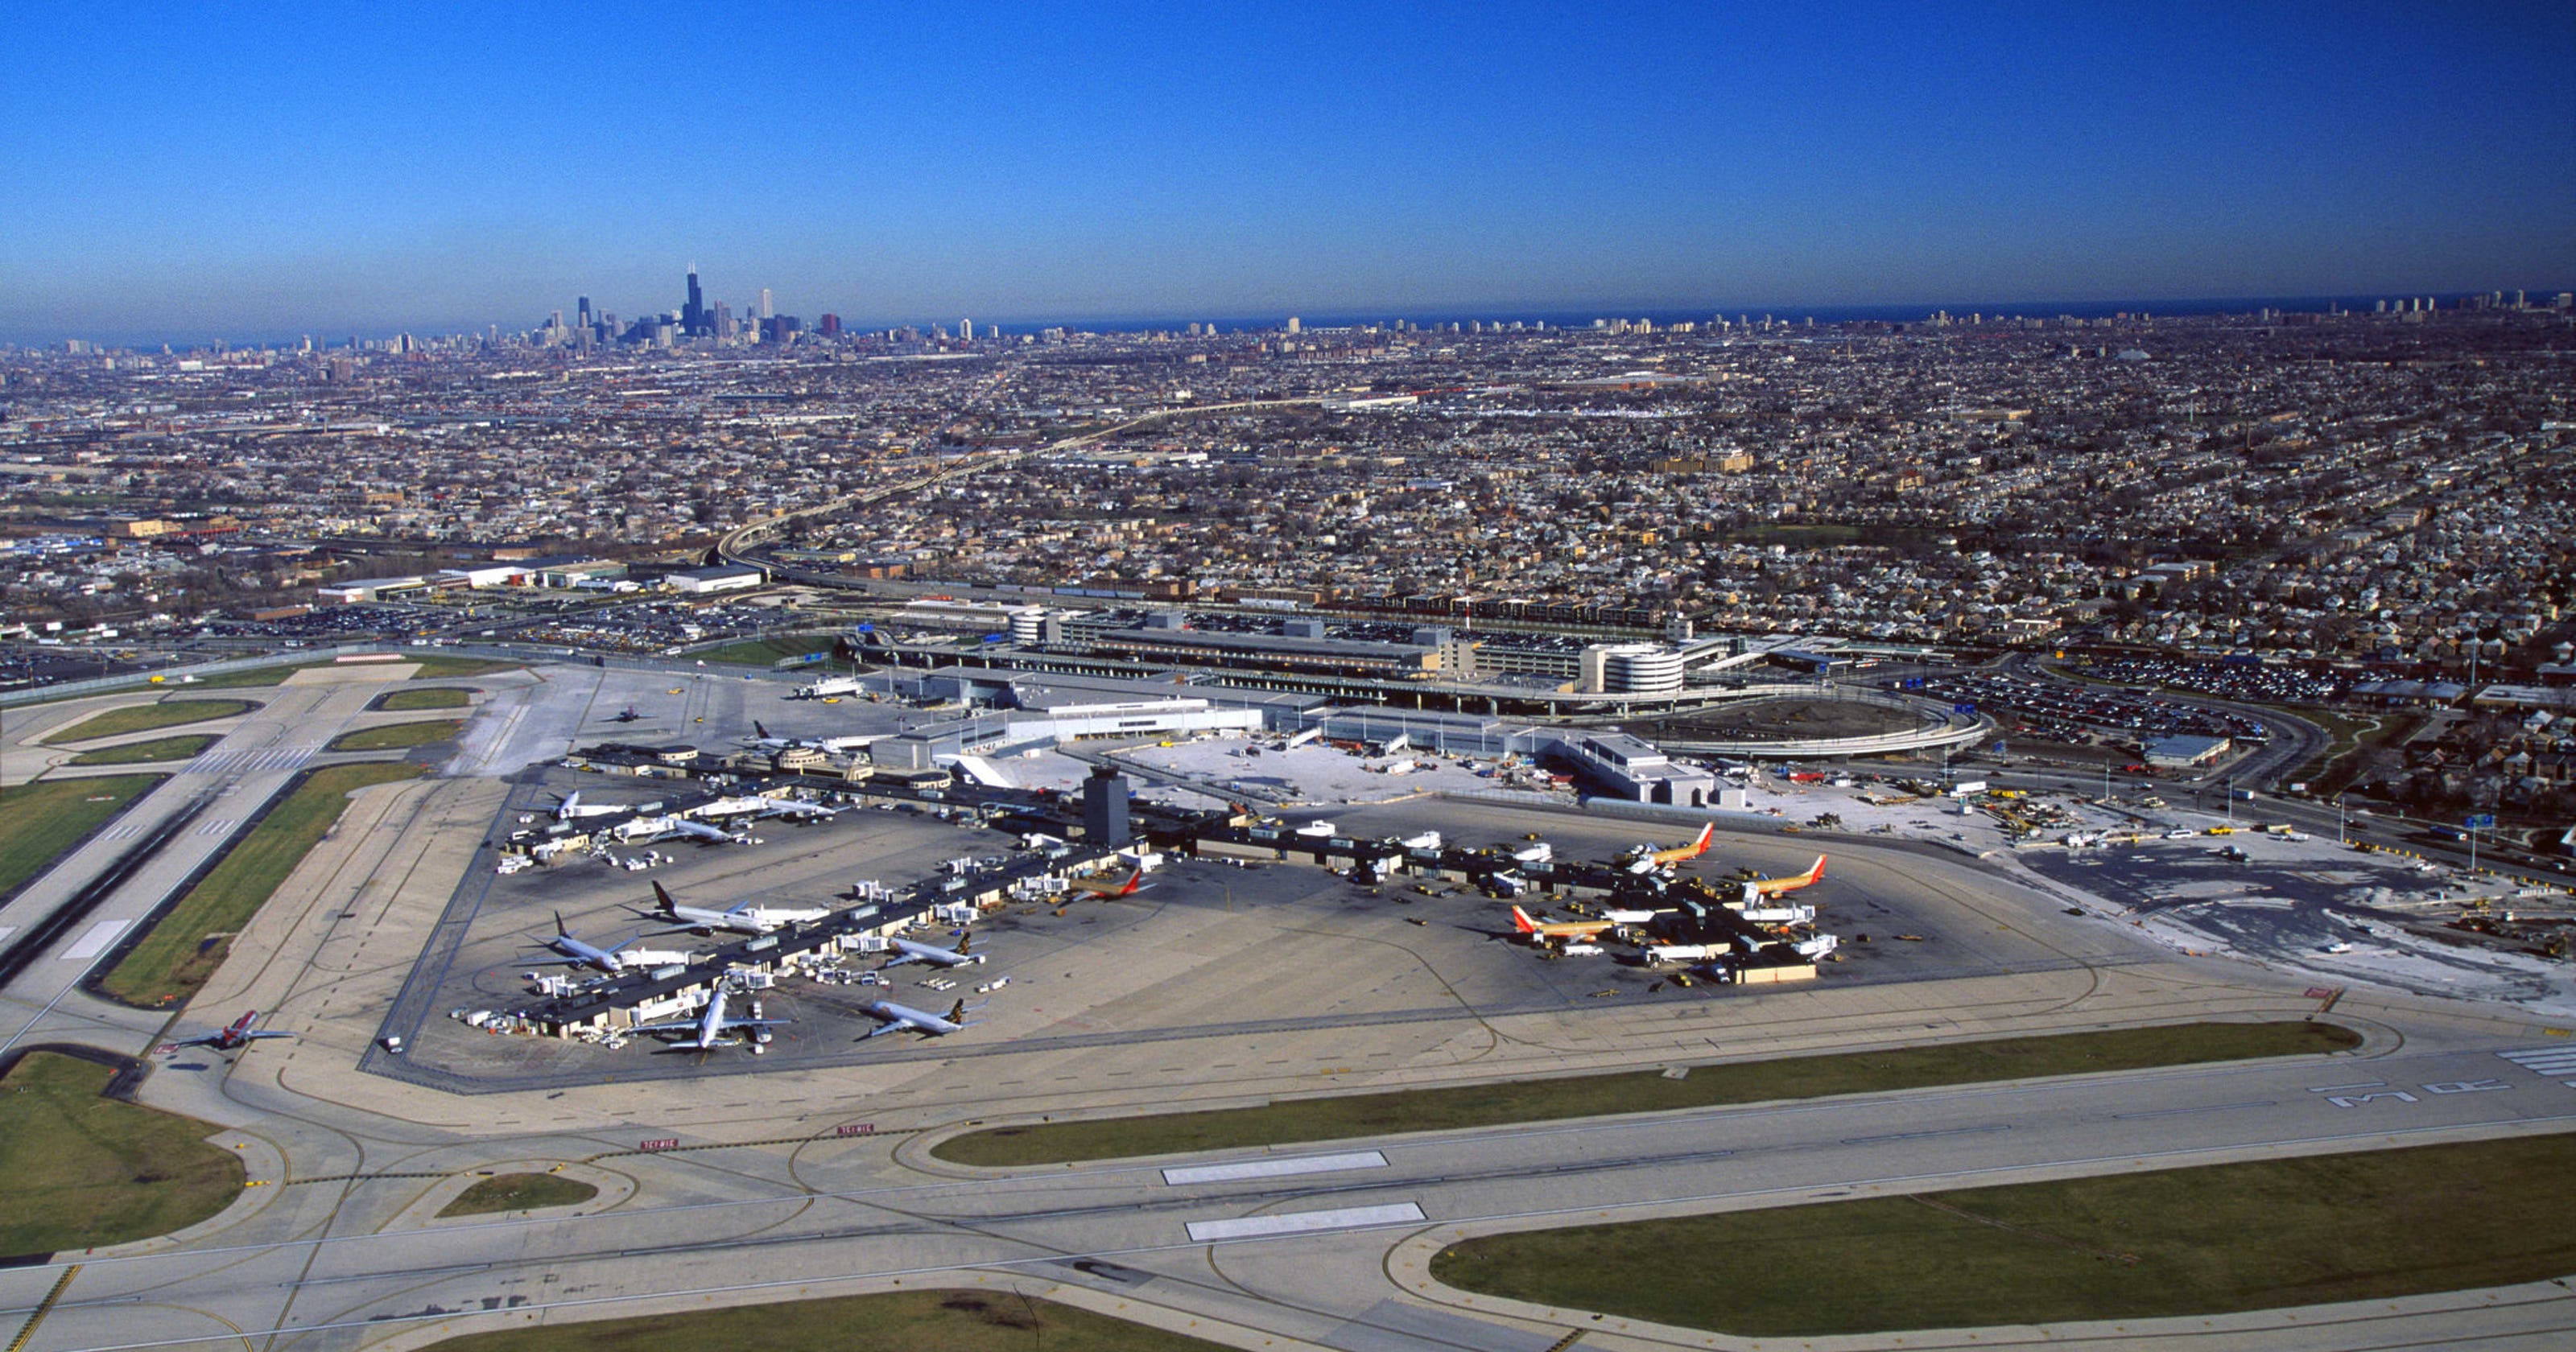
[{"xmin": 1921, "ymin": 670, "xmax": 2273, "ymax": 747}]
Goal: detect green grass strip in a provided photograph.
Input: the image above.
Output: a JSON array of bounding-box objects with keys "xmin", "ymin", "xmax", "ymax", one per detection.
[
  {"xmin": 374, "ymin": 686, "xmax": 473, "ymax": 711},
  {"xmin": 68, "ymin": 733, "xmax": 221, "ymax": 765},
  {"xmin": 1430, "ymin": 1129, "xmax": 2576, "ymax": 1337},
  {"xmin": 0, "ymin": 775, "xmax": 161, "ymax": 899},
  {"xmin": 436, "ymin": 1173, "xmax": 597, "ymax": 1218},
  {"xmin": 402, "ymin": 654, "xmax": 520, "ymax": 679},
  {"xmin": 689, "ymin": 633, "xmax": 840, "ymax": 666},
  {"xmin": 99, "ymin": 763, "xmax": 423, "ymax": 1007},
  {"xmin": 0, "ymin": 1053, "xmax": 244, "ymax": 1256},
  {"xmin": 324, "ymin": 719, "xmax": 464, "ymax": 752},
  {"xmin": 40, "ymin": 698, "xmax": 255, "ymax": 745},
  {"xmin": 422, "ymin": 1288, "xmax": 1235, "ymax": 1352},
  {"xmin": 935, "ymin": 1021, "xmax": 2360, "ymax": 1166}
]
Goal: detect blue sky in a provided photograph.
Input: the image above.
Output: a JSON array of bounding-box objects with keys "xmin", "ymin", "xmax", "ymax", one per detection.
[{"xmin": 4, "ymin": 2, "xmax": 2570, "ymax": 344}]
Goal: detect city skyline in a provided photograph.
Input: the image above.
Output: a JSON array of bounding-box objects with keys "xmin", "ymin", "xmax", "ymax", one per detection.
[{"xmin": 4, "ymin": 4, "xmax": 2572, "ymax": 345}]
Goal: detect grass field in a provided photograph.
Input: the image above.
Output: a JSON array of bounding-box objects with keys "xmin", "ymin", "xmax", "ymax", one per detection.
[
  {"xmin": 39, "ymin": 698, "xmax": 256, "ymax": 745},
  {"xmin": 166, "ymin": 654, "xmax": 518, "ymax": 689},
  {"xmin": 934, "ymin": 1022, "xmax": 2359, "ymax": 1166},
  {"xmin": 1430, "ymin": 1130, "xmax": 2576, "ymax": 1337},
  {"xmin": 0, "ymin": 1053, "xmax": 243, "ymax": 1257},
  {"xmin": 373, "ymin": 686, "xmax": 473, "ymax": 711},
  {"xmin": 688, "ymin": 633, "xmax": 840, "ymax": 666},
  {"xmin": 324, "ymin": 718, "xmax": 464, "ymax": 752},
  {"xmin": 173, "ymin": 664, "xmax": 311, "ymax": 689},
  {"xmin": 69, "ymin": 733, "xmax": 221, "ymax": 765},
  {"xmin": 437, "ymin": 1173, "xmax": 598, "ymax": 1218},
  {"xmin": 402, "ymin": 654, "xmax": 521, "ymax": 679},
  {"xmin": 99, "ymin": 763, "xmax": 425, "ymax": 1006},
  {"xmin": 0, "ymin": 775, "xmax": 161, "ymax": 900},
  {"xmin": 421, "ymin": 1288, "xmax": 1234, "ymax": 1352}
]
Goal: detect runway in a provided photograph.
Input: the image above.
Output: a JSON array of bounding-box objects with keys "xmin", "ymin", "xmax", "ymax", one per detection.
[{"xmin": 6, "ymin": 1033, "xmax": 2574, "ymax": 1351}]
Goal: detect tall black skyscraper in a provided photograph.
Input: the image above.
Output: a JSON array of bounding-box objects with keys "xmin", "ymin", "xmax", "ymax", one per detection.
[{"xmin": 682, "ymin": 267, "xmax": 706, "ymax": 337}]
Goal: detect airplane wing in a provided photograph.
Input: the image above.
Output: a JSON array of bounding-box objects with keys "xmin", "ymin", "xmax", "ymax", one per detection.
[
  {"xmin": 159, "ymin": 1034, "xmax": 218, "ymax": 1051},
  {"xmin": 861, "ymin": 1019, "xmax": 914, "ymax": 1039},
  {"xmin": 242, "ymin": 1030, "xmax": 296, "ymax": 1041},
  {"xmin": 627, "ymin": 1020, "xmax": 702, "ymax": 1036}
]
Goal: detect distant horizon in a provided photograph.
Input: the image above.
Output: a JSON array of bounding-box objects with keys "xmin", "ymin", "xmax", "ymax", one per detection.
[
  {"xmin": 5, "ymin": 7, "xmax": 2567, "ymax": 351},
  {"xmin": 20, "ymin": 286, "xmax": 2574, "ymax": 353}
]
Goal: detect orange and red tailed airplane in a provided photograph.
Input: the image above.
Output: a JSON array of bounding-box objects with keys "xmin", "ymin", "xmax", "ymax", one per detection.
[
  {"xmin": 1747, "ymin": 855, "xmax": 1825, "ymax": 897},
  {"xmin": 1067, "ymin": 868, "xmax": 1146, "ymax": 897}
]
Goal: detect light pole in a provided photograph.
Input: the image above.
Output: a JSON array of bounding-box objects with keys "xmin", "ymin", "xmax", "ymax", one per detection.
[{"xmin": 2335, "ymin": 793, "xmax": 2347, "ymax": 847}]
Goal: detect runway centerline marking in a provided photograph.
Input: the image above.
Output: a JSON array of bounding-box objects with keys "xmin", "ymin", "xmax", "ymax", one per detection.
[
  {"xmin": 1164, "ymin": 1150, "xmax": 1389, "ymax": 1186},
  {"xmin": 1186, "ymin": 1202, "xmax": 1424, "ymax": 1242},
  {"xmin": 1841, "ymin": 1123, "xmax": 2011, "ymax": 1146},
  {"xmin": 2112, "ymin": 1099, "xmax": 2275, "ymax": 1120}
]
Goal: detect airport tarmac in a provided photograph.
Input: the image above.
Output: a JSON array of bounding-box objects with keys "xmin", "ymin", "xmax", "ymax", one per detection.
[{"xmin": 8, "ymin": 655, "xmax": 2574, "ymax": 1352}]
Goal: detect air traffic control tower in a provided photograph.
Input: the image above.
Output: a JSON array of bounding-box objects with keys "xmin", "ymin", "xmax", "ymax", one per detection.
[{"xmin": 1083, "ymin": 765, "xmax": 1132, "ymax": 847}]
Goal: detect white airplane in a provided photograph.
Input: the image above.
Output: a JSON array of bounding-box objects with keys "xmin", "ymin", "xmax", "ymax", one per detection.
[
  {"xmin": 859, "ymin": 997, "xmax": 972, "ymax": 1039},
  {"xmin": 884, "ymin": 931, "xmax": 984, "ymax": 968},
  {"xmin": 758, "ymin": 798, "xmax": 847, "ymax": 821},
  {"xmin": 535, "ymin": 912, "xmax": 639, "ymax": 972},
  {"xmin": 663, "ymin": 818, "xmax": 750, "ymax": 846},
  {"xmin": 645, "ymin": 882, "xmax": 828, "ymax": 934},
  {"xmin": 552, "ymin": 790, "xmax": 643, "ymax": 821},
  {"xmin": 618, "ymin": 946, "xmax": 704, "ymax": 968},
  {"xmin": 691, "ymin": 795, "xmax": 777, "ymax": 818},
  {"xmin": 630, "ymin": 987, "xmax": 789, "ymax": 1051},
  {"xmin": 1509, "ymin": 841, "xmax": 1552, "ymax": 864},
  {"xmin": 748, "ymin": 721, "xmax": 876, "ymax": 753}
]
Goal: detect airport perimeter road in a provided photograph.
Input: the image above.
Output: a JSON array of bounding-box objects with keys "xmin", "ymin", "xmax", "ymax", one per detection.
[
  {"xmin": 8, "ymin": 1028, "xmax": 2576, "ymax": 1352},
  {"xmin": 0, "ymin": 670, "xmax": 420, "ymax": 1057}
]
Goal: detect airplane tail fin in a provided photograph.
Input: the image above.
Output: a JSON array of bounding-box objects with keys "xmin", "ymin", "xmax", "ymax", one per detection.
[
  {"xmin": 957, "ymin": 932, "xmax": 974, "ymax": 955},
  {"xmin": 651, "ymin": 882, "xmax": 677, "ymax": 914},
  {"xmin": 945, "ymin": 1000, "xmax": 968, "ymax": 1024},
  {"xmin": 755, "ymin": 720, "xmax": 771, "ymax": 739},
  {"xmin": 1119, "ymin": 869, "xmax": 1142, "ymax": 895},
  {"xmin": 554, "ymin": 909, "xmax": 569, "ymax": 937},
  {"xmin": 1804, "ymin": 855, "xmax": 1825, "ymax": 882},
  {"xmin": 1511, "ymin": 905, "xmax": 1538, "ymax": 933},
  {"xmin": 1692, "ymin": 823, "xmax": 1715, "ymax": 854}
]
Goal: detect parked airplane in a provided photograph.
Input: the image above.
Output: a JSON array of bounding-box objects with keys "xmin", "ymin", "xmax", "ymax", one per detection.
[
  {"xmin": 159, "ymin": 1009, "xmax": 295, "ymax": 1054},
  {"xmin": 1065, "ymin": 868, "xmax": 1146, "ymax": 898},
  {"xmin": 551, "ymin": 790, "xmax": 635, "ymax": 822},
  {"xmin": 884, "ymin": 932, "xmax": 985, "ymax": 968},
  {"xmin": 759, "ymin": 798, "xmax": 847, "ymax": 821},
  {"xmin": 601, "ymin": 706, "xmax": 642, "ymax": 723},
  {"xmin": 535, "ymin": 912, "xmax": 640, "ymax": 972},
  {"xmin": 618, "ymin": 946, "xmax": 704, "ymax": 968},
  {"xmin": 1745, "ymin": 855, "xmax": 1827, "ymax": 897},
  {"xmin": 663, "ymin": 818, "xmax": 749, "ymax": 845},
  {"xmin": 644, "ymin": 882, "xmax": 828, "ymax": 934},
  {"xmin": 630, "ymin": 987, "xmax": 788, "ymax": 1051},
  {"xmin": 859, "ymin": 997, "xmax": 972, "ymax": 1038},
  {"xmin": 1618, "ymin": 823, "xmax": 1715, "ymax": 873},
  {"xmin": 749, "ymin": 721, "xmax": 876, "ymax": 754},
  {"xmin": 1509, "ymin": 905, "xmax": 1618, "ymax": 942}
]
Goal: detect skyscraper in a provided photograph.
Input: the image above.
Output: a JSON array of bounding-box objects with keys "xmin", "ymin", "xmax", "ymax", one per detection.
[
  {"xmin": 758, "ymin": 288, "xmax": 774, "ymax": 320},
  {"xmin": 682, "ymin": 268, "xmax": 706, "ymax": 337}
]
